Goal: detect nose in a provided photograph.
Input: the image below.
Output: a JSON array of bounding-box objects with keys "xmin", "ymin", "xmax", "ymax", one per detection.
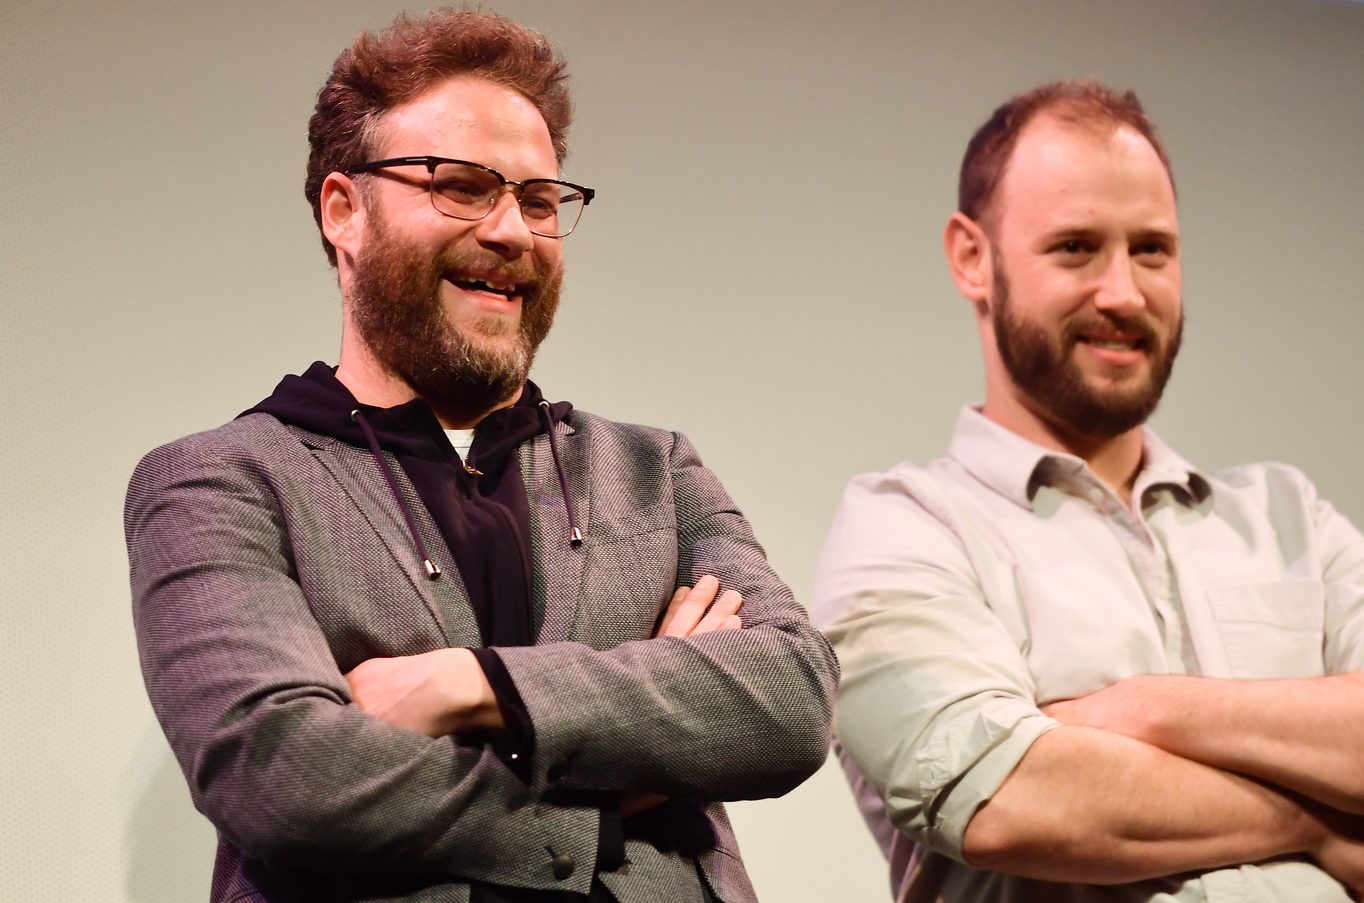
[
  {"xmin": 1093, "ymin": 249, "xmax": 1145, "ymax": 315},
  {"xmin": 474, "ymin": 191, "xmax": 535, "ymax": 259}
]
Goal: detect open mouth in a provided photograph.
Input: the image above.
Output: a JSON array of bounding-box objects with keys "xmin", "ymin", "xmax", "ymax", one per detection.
[
  {"xmin": 445, "ymin": 272, "xmax": 526, "ymax": 301},
  {"xmin": 1078, "ymin": 335, "xmax": 1146, "ymax": 352},
  {"xmin": 1071, "ymin": 318, "xmax": 1154, "ymax": 355}
]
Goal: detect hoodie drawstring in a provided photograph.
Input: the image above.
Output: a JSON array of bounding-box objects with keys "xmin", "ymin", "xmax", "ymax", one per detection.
[
  {"xmin": 539, "ymin": 401, "xmax": 583, "ymax": 548},
  {"xmin": 350, "ymin": 409, "xmax": 443, "ymax": 579}
]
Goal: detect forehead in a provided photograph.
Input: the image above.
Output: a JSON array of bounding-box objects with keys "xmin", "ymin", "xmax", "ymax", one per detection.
[
  {"xmin": 993, "ymin": 116, "xmax": 1177, "ymax": 238},
  {"xmin": 375, "ymin": 75, "xmax": 556, "ymax": 178}
]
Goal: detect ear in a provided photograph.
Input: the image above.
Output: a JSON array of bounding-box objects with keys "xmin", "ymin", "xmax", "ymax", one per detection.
[
  {"xmin": 320, "ymin": 172, "xmax": 367, "ymax": 265},
  {"xmin": 944, "ymin": 212, "xmax": 992, "ymax": 310}
]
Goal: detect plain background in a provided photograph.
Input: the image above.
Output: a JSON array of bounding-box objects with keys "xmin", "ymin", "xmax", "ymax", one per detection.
[{"xmin": 2, "ymin": 1, "xmax": 1361, "ymax": 900}]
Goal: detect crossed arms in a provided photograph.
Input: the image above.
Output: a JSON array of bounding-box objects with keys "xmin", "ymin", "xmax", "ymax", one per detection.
[
  {"xmin": 126, "ymin": 416, "xmax": 836, "ymax": 879},
  {"xmin": 345, "ymin": 575, "xmax": 745, "ymax": 738},
  {"xmin": 817, "ymin": 464, "xmax": 1364, "ymax": 893},
  {"xmin": 965, "ymin": 680, "xmax": 1364, "ymax": 888},
  {"xmin": 344, "ymin": 575, "xmax": 745, "ymax": 816}
]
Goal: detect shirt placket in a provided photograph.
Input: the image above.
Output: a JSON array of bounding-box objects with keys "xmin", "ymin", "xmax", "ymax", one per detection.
[{"xmin": 1073, "ymin": 476, "xmax": 1193, "ymax": 675}]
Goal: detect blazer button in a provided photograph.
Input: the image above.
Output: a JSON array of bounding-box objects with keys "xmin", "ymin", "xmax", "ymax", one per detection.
[{"xmin": 551, "ymin": 852, "xmax": 576, "ymax": 880}]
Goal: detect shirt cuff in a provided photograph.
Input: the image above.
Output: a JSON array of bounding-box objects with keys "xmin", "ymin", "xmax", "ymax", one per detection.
[
  {"xmin": 913, "ymin": 700, "xmax": 1057, "ymax": 861},
  {"xmin": 470, "ymin": 647, "xmax": 535, "ymax": 780}
]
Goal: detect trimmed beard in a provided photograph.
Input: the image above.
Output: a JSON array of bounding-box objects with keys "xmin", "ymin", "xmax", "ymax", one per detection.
[
  {"xmin": 347, "ymin": 211, "xmax": 562, "ymax": 416},
  {"xmin": 992, "ymin": 263, "xmax": 1182, "ymax": 440}
]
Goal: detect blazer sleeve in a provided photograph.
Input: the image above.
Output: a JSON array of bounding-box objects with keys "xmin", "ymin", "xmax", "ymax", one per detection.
[
  {"xmin": 126, "ymin": 430, "xmax": 599, "ymax": 886},
  {"xmin": 494, "ymin": 429, "xmax": 838, "ymax": 799}
]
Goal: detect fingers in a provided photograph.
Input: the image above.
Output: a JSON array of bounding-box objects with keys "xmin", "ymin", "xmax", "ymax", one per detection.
[
  {"xmin": 655, "ymin": 585, "xmax": 692, "ymax": 636},
  {"xmin": 620, "ymin": 790, "xmax": 670, "ymax": 817},
  {"xmin": 693, "ymin": 589, "xmax": 743, "ymax": 635},
  {"xmin": 656, "ymin": 576, "xmax": 746, "ymax": 638},
  {"xmin": 656, "ymin": 575, "xmax": 720, "ymax": 637}
]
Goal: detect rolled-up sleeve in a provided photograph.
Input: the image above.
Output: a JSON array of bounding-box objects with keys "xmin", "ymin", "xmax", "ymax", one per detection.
[{"xmin": 811, "ymin": 466, "xmax": 1056, "ymax": 860}]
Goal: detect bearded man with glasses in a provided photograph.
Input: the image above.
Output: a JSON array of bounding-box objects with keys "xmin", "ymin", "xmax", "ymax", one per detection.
[{"xmin": 124, "ymin": 9, "xmax": 836, "ymax": 903}]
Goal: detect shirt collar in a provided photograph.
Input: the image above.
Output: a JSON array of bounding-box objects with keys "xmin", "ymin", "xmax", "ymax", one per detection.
[
  {"xmin": 1136, "ymin": 429, "xmax": 1213, "ymax": 508},
  {"xmin": 947, "ymin": 406, "xmax": 1213, "ymax": 511}
]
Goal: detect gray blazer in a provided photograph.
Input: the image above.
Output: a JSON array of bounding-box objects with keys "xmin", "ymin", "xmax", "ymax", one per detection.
[{"xmin": 126, "ymin": 409, "xmax": 837, "ymax": 902}]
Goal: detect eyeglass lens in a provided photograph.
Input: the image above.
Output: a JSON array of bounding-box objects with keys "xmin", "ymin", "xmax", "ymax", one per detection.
[{"xmin": 430, "ymin": 162, "xmax": 584, "ymax": 237}]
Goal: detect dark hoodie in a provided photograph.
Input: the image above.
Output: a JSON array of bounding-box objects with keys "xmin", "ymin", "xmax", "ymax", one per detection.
[
  {"xmin": 245, "ymin": 360, "xmax": 572, "ymax": 648},
  {"xmin": 245, "ymin": 361, "xmax": 577, "ymax": 779}
]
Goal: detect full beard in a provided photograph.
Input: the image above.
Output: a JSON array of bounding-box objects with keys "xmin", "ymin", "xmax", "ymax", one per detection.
[
  {"xmin": 993, "ymin": 266, "xmax": 1182, "ymax": 440},
  {"xmin": 347, "ymin": 215, "xmax": 562, "ymax": 417}
]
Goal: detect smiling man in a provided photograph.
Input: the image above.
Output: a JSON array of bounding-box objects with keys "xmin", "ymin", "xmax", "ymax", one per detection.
[
  {"xmin": 125, "ymin": 10, "xmax": 835, "ymax": 903},
  {"xmin": 812, "ymin": 81, "xmax": 1364, "ymax": 902}
]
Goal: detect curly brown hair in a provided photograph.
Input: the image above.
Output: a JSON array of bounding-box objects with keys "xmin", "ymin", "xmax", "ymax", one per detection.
[
  {"xmin": 305, "ymin": 8, "xmax": 572, "ymax": 266},
  {"xmin": 959, "ymin": 80, "xmax": 1173, "ymax": 232}
]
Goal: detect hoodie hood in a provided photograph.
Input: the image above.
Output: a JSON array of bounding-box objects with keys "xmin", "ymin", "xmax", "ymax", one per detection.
[{"xmin": 243, "ymin": 361, "xmax": 571, "ymax": 474}]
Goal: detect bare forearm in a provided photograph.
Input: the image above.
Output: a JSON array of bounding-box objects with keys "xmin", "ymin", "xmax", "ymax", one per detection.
[
  {"xmin": 1046, "ymin": 673, "xmax": 1364, "ymax": 813},
  {"xmin": 963, "ymin": 726, "xmax": 1325, "ymax": 884},
  {"xmin": 1143, "ymin": 674, "xmax": 1364, "ymax": 813}
]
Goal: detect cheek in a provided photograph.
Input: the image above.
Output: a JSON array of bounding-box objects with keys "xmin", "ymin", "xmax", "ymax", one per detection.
[
  {"xmin": 1138, "ymin": 269, "xmax": 1181, "ymax": 314},
  {"xmin": 1019, "ymin": 273, "xmax": 1086, "ymax": 319},
  {"xmin": 532, "ymin": 241, "xmax": 564, "ymax": 274}
]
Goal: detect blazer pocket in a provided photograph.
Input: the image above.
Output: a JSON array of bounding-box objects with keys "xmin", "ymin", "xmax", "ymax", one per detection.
[
  {"xmin": 1205, "ymin": 579, "xmax": 1326, "ymax": 678},
  {"xmin": 574, "ymin": 519, "xmax": 679, "ymax": 648},
  {"xmin": 591, "ymin": 502, "xmax": 676, "ymax": 544}
]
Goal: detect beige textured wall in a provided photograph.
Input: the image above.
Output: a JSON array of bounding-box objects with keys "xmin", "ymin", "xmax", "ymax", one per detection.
[{"xmin": 2, "ymin": 1, "xmax": 1360, "ymax": 900}]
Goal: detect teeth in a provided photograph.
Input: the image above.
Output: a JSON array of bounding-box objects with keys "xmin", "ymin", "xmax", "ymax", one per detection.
[
  {"xmin": 458, "ymin": 277, "xmax": 516, "ymax": 295},
  {"xmin": 1083, "ymin": 337, "xmax": 1137, "ymax": 350}
]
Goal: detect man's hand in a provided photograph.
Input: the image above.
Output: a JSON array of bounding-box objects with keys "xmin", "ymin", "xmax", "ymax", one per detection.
[
  {"xmin": 656, "ymin": 574, "xmax": 743, "ymax": 637},
  {"xmin": 1041, "ymin": 675, "xmax": 1168, "ymax": 744},
  {"xmin": 1315, "ymin": 832, "xmax": 1364, "ymax": 897},
  {"xmin": 1307, "ymin": 804, "xmax": 1364, "ymax": 897},
  {"xmin": 346, "ymin": 647, "xmax": 503, "ymax": 737}
]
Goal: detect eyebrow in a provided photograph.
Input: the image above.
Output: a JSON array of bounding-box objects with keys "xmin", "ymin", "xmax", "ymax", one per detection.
[
  {"xmin": 1037, "ymin": 225, "xmax": 1180, "ymax": 248},
  {"xmin": 1130, "ymin": 227, "xmax": 1180, "ymax": 249}
]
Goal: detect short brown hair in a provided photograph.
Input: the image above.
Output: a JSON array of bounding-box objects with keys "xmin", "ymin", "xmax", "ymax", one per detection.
[
  {"xmin": 305, "ymin": 8, "xmax": 573, "ymax": 266},
  {"xmin": 958, "ymin": 80, "xmax": 1173, "ymax": 229}
]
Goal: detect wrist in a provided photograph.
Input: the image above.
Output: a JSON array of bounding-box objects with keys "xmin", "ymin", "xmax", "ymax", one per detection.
[
  {"xmin": 1129, "ymin": 674, "xmax": 1177, "ymax": 747},
  {"xmin": 444, "ymin": 647, "xmax": 504, "ymax": 732},
  {"xmin": 1299, "ymin": 795, "xmax": 1357, "ymax": 857}
]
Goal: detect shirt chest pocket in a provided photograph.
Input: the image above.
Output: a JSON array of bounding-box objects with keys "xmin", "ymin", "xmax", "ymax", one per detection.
[{"xmin": 1205, "ymin": 579, "xmax": 1326, "ymax": 679}]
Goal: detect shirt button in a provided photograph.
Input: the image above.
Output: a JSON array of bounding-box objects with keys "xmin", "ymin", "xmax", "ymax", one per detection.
[
  {"xmin": 1086, "ymin": 486, "xmax": 1106, "ymax": 505},
  {"xmin": 551, "ymin": 852, "xmax": 576, "ymax": 880}
]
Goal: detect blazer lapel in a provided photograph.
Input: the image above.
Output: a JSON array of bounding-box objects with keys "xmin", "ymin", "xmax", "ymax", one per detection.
[{"xmin": 303, "ymin": 432, "xmax": 482, "ymax": 647}]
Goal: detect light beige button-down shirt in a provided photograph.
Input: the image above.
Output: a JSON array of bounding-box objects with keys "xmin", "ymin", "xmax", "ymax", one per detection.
[{"xmin": 812, "ymin": 407, "xmax": 1364, "ymax": 902}]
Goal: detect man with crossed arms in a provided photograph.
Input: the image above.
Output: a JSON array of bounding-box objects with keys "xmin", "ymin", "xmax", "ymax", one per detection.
[
  {"xmin": 127, "ymin": 9, "xmax": 835, "ymax": 902},
  {"xmin": 813, "ymin": 80, "xmax": 1364, "ymax": 901}
]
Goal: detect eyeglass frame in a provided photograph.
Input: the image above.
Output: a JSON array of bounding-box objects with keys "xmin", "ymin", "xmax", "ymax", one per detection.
[{"xmin": 344, "ymin": 155, "xmax": 596, "ymax": 238}]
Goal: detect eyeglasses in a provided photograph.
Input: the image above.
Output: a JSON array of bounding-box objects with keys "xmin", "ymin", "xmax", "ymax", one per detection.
[{"xmin": 345, "ymin": 156, "xmax": 595, "ymax": 238}]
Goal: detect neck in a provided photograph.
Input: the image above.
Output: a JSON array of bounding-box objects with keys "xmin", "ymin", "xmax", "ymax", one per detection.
[
  {"xmin": 1059, "ymin": 428, "xmax": 1145, "ymax": 506},
  {"xmin": 982, "ymin": 394, "xmax": 1146, "ymax": 506}
]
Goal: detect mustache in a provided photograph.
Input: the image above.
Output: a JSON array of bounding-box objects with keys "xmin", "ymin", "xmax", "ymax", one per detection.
[
  {"xmin": 1061, "ymin": 312, "xmax": 1161, "ymax": 345},
  {"xmin": 434, "ymin": 250, "xmax": 541, "ymax": 290}
]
